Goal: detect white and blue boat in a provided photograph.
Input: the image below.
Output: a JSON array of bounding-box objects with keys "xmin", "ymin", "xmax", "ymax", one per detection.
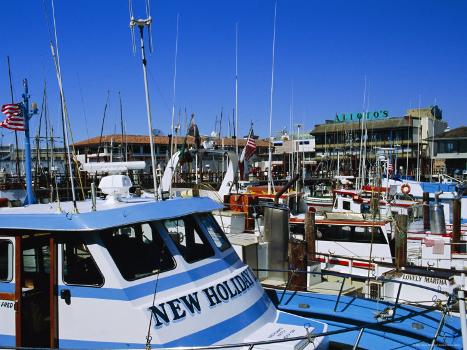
[{"xmin": 0, "ymin": 174, "xmax": 464, "ymax": 349}]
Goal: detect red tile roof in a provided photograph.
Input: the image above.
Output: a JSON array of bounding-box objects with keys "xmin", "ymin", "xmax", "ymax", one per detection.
[{"xmin": 74, "ymin": 134, "xmax": 269, "ymax": 147}]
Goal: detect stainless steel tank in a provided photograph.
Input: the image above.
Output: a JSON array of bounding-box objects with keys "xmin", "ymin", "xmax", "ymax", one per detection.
[
  {"xmin": 430, "ymin": 203, "xmax": 446, "ymax": 235},
  {"xmin": 263, "ymin": 204, "xmax": 289, "ymax": 282}
]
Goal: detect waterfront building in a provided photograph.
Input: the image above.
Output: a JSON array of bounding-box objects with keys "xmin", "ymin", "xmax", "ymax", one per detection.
[
  {"xmin": 430, "ymin": 126, "xmax": 467, "ymax": 178},
  {"xmin": 310, "ymin": 106, "xmax": 447, "ymax": 177},
  {"xmin": 74, "ymin": 134, "xmax": 269, "ymax": 169}
]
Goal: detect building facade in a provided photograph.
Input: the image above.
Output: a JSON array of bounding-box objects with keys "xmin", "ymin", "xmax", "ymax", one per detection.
[
  {"xmin": 310, "ymin": 106, "xmax": 447, "ymax": 178},
  {"xmin": 431, "ymin": 126, "xmax": 467, "ymax": 177}
]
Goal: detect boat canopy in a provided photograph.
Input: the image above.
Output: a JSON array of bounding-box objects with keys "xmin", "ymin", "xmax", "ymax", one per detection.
[{"xmin": 0, "ymin": 196, "xmax": 222, "ymax": 232}]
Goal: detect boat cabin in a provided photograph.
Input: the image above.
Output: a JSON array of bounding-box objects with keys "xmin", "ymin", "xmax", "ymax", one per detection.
[{"xmin": 0, "ymin": 187, "xmax": 327, "ymax": 349}]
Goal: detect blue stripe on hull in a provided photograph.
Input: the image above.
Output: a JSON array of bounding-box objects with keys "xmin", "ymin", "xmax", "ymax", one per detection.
[
  {"xmin": 59, "ymin": 292, "xmax": 271, "ymax": 349},
  {"xmin": 0, "ymin": 334, "xmax": 15, "ymax": 347},
  {"xmin": 58, "ymin": 250, "xmax": 241, "ymax": 301},
  {"xmin": 0, "ymin": 283, "xmax": 14, "ymax": 293}
]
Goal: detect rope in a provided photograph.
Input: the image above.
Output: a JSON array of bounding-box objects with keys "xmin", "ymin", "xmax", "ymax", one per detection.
[{"xmin": 145, "ymin": 245, "xmax": 164, "ymax": 350}]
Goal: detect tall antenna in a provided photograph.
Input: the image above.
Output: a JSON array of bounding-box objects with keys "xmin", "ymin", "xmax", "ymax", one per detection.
[
  {"xmin": 129, "ymin": 0, "xmax": 159, "ymax": 198},
  {"xmin": 267, "ymin": 0, "xmax": 278, "ymax": 194}
]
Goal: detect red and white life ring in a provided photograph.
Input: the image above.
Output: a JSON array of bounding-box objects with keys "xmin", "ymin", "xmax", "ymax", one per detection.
[{"xmin": 401, "ymin": 183, "xmax": 411, "ymax": 194}]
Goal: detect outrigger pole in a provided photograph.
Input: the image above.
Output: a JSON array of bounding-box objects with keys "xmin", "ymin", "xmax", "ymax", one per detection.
[{"xmin": 22, "ymin": 79, "xmax": 37, "ymax": 205}]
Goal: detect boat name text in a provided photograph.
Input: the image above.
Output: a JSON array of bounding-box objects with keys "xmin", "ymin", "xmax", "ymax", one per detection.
[
  {"xmin": 401, "ymin": 274, "xmax": 448, "ymax": 285},
  {"xmin": 149, "ymin": 268, "xmax": 257, "ymax": 328}
]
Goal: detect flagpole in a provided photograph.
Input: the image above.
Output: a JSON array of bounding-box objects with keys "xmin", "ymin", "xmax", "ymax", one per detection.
[
  {"xmin": 22, "ymin": 79, "xmax": 37, "ymax": 205},
  {"xmin": 6, "ymin": 56, "xmax": 20, "ymax": 181}
]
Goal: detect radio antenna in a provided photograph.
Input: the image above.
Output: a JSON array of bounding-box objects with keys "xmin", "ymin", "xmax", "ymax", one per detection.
[{"xmin": 129, "ymin": 0, "xmax": 159, "ymax": 198}]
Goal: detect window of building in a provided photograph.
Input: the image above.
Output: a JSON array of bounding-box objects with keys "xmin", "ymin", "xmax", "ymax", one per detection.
[
  {"xmin": 0, "ymin": 240, "xmax": 13, "ymax": 282},
  {"xmin": 163, "ymin": 216, "xmax": 215, "ymax": 263},
  {"xmin": 101, "ymin": 223, "xmax": 175, "ymax": 281},
  {"xmin": 447, "ymin": 142, "xmax": 455, "ymax": 153},
  {"xmin": 198, "ymin": 214, "xmax": 231, "ymax": 252},
  {"xmin": 63, "ymin": 239, "xmax": 104, "ymax": 286}
]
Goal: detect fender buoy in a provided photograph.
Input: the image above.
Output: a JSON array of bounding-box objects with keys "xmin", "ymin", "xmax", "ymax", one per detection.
[{"xmin": 401, "ymin": 183, "xmax": 411, "ymax": 194}]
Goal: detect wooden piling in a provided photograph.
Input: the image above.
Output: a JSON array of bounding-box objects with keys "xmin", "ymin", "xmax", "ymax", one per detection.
[
  {"xmin": 288, "ymin": 238, "xmax": 307, "ymax": 291},
  {"xmin": 423, "ymin": 192, "xmax": 430, "ymax": 230},
  {"xmin": 305, "ymin": 211, "xmax": 316, "ymax": 262},
  {"xmin": 395, "ymin": 214, "xmax": 408, "ymax": 269}
]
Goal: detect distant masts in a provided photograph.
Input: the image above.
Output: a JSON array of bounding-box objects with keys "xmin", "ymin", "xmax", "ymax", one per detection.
[{"xmin": 129, "ymin": 0, "xmax": 159, "ymax": 198}]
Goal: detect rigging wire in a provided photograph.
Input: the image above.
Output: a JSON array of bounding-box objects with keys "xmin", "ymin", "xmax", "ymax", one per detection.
[{"xmin": 49, "ymin": 0, "xmax": 79, "ymax": 210}]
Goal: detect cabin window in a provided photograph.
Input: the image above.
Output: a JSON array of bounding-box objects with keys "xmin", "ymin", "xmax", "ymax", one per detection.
[
  {"xmin": 163, "ymin": 216, "xmax": 215, "ymax": 263},
  {"xmin": 63, "ymin": 240, "xmax": 104, "ymax": 286},
  {"xmin": 198, "ymin": 213, "xmax": 231, "ymax": 252},
  {"xmin": 23, "ymin": 245, "xmax": 50, "ymax": 274},
  {"xmin": 342, "ymin": 200, "xmax": 351, "ymax": 210},
  {"xmin": 353, "ymin": 226, "xmax": 387, "ymax": 244},
  {"xmin": 101, "ymin": 223, "xmax": 176, "ymax": 281},
  {"xmin": 0, "ymin": 240, "xmax": 13, "ymax": 282},
  {"xmin": 316, "ymin": 225, "xmax": 386, "ymax": 244}
]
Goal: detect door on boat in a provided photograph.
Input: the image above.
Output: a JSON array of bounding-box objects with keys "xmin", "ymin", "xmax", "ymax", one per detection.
[{"xmin": 17, "ymin": 234, "xmax": 57, "ymax": 348}]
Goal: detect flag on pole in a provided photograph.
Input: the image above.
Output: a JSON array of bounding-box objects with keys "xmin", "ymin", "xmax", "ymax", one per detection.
[
  {"xmin": 388, "ymin": 162, "xmax": 394, "ymax": 173},
  {"xmin": 0, "ymin": 104, "xmax": 25, "ymax": 131},
  {"xmin": 239, "ymin": 131, "xmax": 257, "ymax": 163},
  {"xmin": 239, "ymin": 128, "xmax": 257, "ymax": 180}
]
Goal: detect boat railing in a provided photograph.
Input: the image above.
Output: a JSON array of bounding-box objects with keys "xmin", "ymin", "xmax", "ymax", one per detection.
[
  {"xmin": 253, "ymin": 267, "xmax": 457, "ymax": 306},
  {"xmin": 2, "ymin": 268, "xmax": 457, "ymax": 350},
  {"xmin": 165, "ymin": 268, "xmax": 456, "ymax": 349}
]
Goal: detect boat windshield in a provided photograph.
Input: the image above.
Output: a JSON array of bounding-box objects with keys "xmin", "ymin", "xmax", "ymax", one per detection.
[
  {"xmin": 163, "ymin": 215, "xmax": 215, "ymax": 263},
  {"xmin": 198, "ymin": 213, "xmax": 231, "ymax": 252},
  {"xmin": 101, "ymin": 222, "xmax": 176, "ymax": 281}
]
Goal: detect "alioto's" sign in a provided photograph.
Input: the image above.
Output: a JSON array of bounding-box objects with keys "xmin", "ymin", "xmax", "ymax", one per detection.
[{"xmin": 335, "ymin": 110, "xmax": 389, "ymax": 123}]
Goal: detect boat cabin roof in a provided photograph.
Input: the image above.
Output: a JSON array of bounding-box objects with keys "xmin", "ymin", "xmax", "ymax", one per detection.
[{"xmin": 0, "ymin": 196, "xmax": 222, "ymax": 232}]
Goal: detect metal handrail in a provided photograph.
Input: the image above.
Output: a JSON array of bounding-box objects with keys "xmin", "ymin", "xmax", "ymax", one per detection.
[{"xmin": 253, "ymin": 267, "xmax": 454, "ymax": 297}]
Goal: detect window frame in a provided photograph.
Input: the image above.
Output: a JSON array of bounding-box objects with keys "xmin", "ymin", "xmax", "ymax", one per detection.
[
  {"xmin": 100, "ymin": 221, "xmax": 177, "ymax": 282},
  {"xmin": 162, "ymin": 215, "xmax": 215, "ymax": 264},
  {"xmin": 0, "ymin": 239, "xmax": 13, "ymax": 282},
  {"xmin": 61, "ymin": 236, "xmax": 105, "ymax": 288},
  {"xmin": 196, "ymin": 213, "xmax": 231, "ymax": 253}
]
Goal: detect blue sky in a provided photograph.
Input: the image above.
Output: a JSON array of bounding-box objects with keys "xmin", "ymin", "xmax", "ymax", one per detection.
[{"xmin": 0, "ymin": 0, "xmax": 466, "ymax": 147}]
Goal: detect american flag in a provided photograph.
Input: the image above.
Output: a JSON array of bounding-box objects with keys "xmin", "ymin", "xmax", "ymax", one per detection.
[
  {"xmin": 239, "ymin": 131, "xmax": 257, "ymax": 162},
  {"xmin": 388, "ymin": 163, "xmax": 394, "ymax": 173},
  {"xmin": 0, "ymin": 104, "xmax": 25, "ymax": 131}
]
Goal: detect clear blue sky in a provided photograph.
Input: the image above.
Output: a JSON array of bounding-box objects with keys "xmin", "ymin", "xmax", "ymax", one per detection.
[{"xmin": 0, "ymin": 0, "xmax": 466, "ymax": 147}]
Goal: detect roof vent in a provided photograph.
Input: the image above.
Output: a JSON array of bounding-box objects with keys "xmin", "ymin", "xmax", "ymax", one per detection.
[{"xmin": 99, "ymin": 175, "xmax": 133, "ymax": 199}]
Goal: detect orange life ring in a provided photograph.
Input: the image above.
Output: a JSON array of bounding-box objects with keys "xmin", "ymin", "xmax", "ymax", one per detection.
[{"xmin": 401, "ymin": 183, "xmax": 411, "ymax": 194}]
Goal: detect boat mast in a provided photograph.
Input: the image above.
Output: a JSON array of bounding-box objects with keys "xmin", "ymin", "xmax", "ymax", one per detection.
[
  {"xmin": 170, "ymin": 14, "xmax": 180, "ymax": 158},
  {"xmin": 235, "ymin": 22, "xmax": 239, "ymax": 158},
  {"xmin": 130, "ymin": 0, "xmax": 159, "ymax": 198},
  {"xmin": 267, "ymin": 0, "xmax": 277, "ymax": 195},
  {"xmin": 50, "ymin": 0, "xmax": 78, "ymax": 210},
  {"xmin": 416, "ymin": 95, "xmax": 421, "ymax": 182},
  {"xmin": 21, "ymin": 79, "xmax": 37, "ymax": 205},
  {"xmin": 6, "ymin": 56, "xmax": 21, "ymax": 180}
]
